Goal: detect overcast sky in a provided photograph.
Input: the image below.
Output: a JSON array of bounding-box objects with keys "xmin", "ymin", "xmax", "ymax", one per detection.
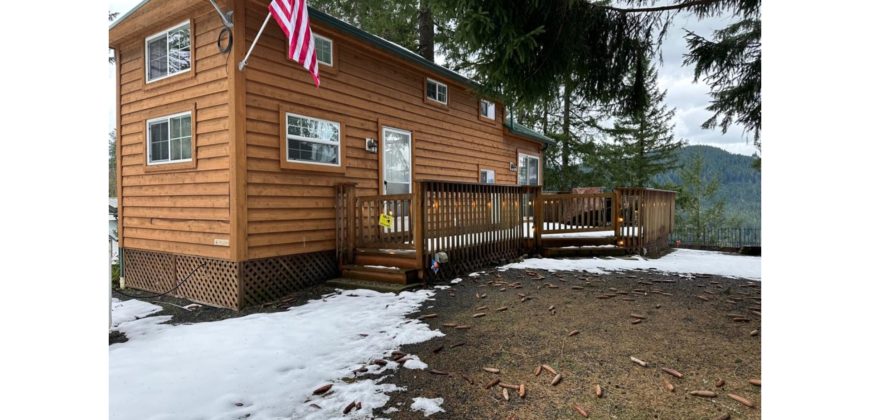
[{"xmin": 108, "ymin": 1, "xmax": 757, "ymax": 156}]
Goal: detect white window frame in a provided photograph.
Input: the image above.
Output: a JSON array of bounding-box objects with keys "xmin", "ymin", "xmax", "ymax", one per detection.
[
  {"xmin": 312, "ymin": 33, "xmax": 333, "ymax": 67},
  {"xmin": 146, "ymin": 111, "xmax": 193, "ymax": 165},
  {"xmin": 285, "ymin": 112, "xmax": 342, "ymax": 167},
  {"xmin": 480, "ymin": 169, "xmax": 495, "ymax": 184},
  {"xmin": 518, "ymin": 153, "xmax": 541, "ymax": 186},
  {"xmin": 145, "ymin": 20, "xmax": 192, "ymax": 84},
  {"xmin": 426, "ymin": 78, "xmax": 448, "ymax": 104},
  {"xmin": 480, "ymin": 99, "xmax": 496, "ymax": 120}
]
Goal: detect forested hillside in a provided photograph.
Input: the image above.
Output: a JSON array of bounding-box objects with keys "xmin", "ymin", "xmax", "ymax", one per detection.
[{"xmin": 656, "ymin": 145, "xmax": 761, "ymax": 227}]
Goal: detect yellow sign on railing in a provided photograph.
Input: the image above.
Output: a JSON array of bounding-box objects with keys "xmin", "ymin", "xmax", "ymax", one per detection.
[{"xmin": 379, "ymin": 213, "xmax": 394, "ymax": 229}]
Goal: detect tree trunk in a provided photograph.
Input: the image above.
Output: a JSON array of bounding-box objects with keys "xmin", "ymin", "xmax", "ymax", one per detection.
[
  {"xmin": 561, "ymin": 78, "xmax": 573, "ymax": 190},
  {"xmin": 418, "ymin": 1, "xmax": 435, "ymax": 61}
]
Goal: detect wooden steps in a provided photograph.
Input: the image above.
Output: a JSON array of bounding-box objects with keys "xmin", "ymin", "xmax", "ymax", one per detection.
[
  {"xmin": 542, "ymin": 246, "xmax": 628, "ymax": 258},
  {"xmin": 354, "ymin": 248, "xmax": 419, "ymax": 269},
  {"xmin": 326, "ymin": 278, "xmax": 423, "ymax": 293},
  {"xmin": 541, "ymin": 236, "xmax": 617, "ymax": 248},
  {"xmin": 340, "ymin": 264, "xmax": 418, "ymax": 284}
]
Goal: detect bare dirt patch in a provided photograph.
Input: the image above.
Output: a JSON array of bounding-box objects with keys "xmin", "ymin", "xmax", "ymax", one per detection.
[{"xmin": 379, "ymin": 267, "xmax": 761, "ymax": 419}]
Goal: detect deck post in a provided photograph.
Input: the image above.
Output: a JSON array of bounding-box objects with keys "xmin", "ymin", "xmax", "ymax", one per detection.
[
  {"xmin": 414, "ymin": 182, "xmax": 426, "ymax": 281},
  {"xmin": 345, "ymin": 183, "xmax": 357, "ymax": 266},
  {"xmin": 612, "ymin": 188, "xmax": 620, "ymax": 239},
  {"xmin": 533, "ymin": 186, "xmax": 543, "ymax": 253}
]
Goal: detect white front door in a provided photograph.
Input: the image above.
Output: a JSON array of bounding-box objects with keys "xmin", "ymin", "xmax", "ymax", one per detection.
[{"xmin": 382, "ymin": 127, "xmax": 412, "ymax": 195}]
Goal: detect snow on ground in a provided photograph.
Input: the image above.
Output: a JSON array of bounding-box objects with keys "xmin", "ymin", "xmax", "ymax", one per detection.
[
  {"xmin": 110, "ymin": 289, "xmax": 444, "ymax": 420},
  {"xmin": 410, "ymin": 397, "xmax": 445, "ymax": 417},
  {"xmin": 111, "ymin": 298, "xmax": 162, "ymax": 327},
  {"xmin": 501, "ymin": 248, "xmax": 761, "ymax": 280}
]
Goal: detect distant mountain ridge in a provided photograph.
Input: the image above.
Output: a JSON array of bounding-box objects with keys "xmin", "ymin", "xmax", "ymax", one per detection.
[{"xmin": 656, "ymin": 144, "xmax": 761, "ymax": 227}]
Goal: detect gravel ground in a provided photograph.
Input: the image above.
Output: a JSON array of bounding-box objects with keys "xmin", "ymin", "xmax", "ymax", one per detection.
[{"xmin": 377, "ymin": 267, "xmax": 761, "ymax": 419}]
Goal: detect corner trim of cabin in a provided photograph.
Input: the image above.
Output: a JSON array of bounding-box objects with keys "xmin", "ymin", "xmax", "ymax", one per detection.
[
  {"xmin": 377, "ymin": 117, "xmax": 415, "ymax": 195},
  {"xmin": 142, "ymin": 101, "xmax": 199, "ymax": 173},
  {"xmin": 140, "ymin": 18, "xmax": 197, "ymax": 93},
  {"xmin": 277, "ymin": 103, "xmax": 347, "ymax": 174}
]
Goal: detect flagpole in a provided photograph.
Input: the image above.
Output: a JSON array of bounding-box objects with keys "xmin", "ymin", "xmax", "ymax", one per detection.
[{"xmin": 238, "ymin": 13, "xmax": 272, "ymax": 71}]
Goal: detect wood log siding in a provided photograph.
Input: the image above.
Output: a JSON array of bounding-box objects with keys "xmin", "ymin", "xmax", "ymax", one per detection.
[
  {"xmin": 242, "ymin": 0, "xmax": 543, "ymax": 260},
  {"xmin": 116, "ymin": 2, "xmax": 233, "ymax": 260}
]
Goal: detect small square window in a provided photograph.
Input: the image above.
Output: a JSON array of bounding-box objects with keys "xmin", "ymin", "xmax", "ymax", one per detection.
[
  {"xmin": 313, "ymin": 34, "xmax": 333, "ymax": 67},
  {"xmin": 147, "ymin": 112, "xmax": 193, "ymax": 165},
  {"xmin": 480, "ymin": 99, "xmax": 496, "ymax": 120},
  {"xmin": 480, "ymin": 169, "xmax": 495, "ymax": 184},
  {"xmin": 426, "ymin": 79, "xmax": 448, "ymax": 104},
  {"xmin": 146, "ymin": 21, "xmax": 191, "ymax": 83}
]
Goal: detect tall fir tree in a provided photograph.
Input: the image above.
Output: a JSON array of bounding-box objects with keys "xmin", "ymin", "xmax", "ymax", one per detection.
[
  {"xmin": 588, "ymin": 59, "xmax": 684, "ymax": 188},
  {"xmin": 676, "ymin": 149, "xmax": 726, "ymax": 231}
]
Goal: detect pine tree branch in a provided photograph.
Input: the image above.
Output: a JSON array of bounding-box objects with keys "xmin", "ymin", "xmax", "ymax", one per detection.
[{"xmin": 591, "ymin": 0, "xmax": 720, "ymax": 14}]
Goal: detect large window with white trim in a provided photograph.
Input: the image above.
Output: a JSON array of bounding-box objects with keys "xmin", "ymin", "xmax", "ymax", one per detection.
[
  {"xmin": 313, "ymin": 34, "xmax": 333, "ymax": 67},
  {"xmin": 145, "ymin": 21, "xmax": 191, "ymax": 83},
  {"xmin": 285, "ymin": 112, "xmax": 341, "ymax": 166},
  {"xmin": 426, "ymin": 79, "xmax": 448, "ymax": 104},
  {"xmin": 518, "ymin": 153, "xmax": 540, "ymax": 186},
  {"xmin": 147, "ymin": 112, "xmax": 192, "ymax": 164}
]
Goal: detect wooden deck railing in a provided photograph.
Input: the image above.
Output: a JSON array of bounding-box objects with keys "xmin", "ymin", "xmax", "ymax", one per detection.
[
  {"xmin": 355, "ymin": 193, "xmax": 416, "ymax": 250},
  {"xmin": 335, "ymin": 182, "xmax": 676, "ymax": 277},
  {"xmin": 538, "ymin": 192, "xmax": 615, "ymax": 234},
  {"xmin": 418, "ymin": 180, "xmax": 538, "ymax": 275},
  {"xmin": 615, "ymin": 188, "xmax": 675, "ymax": 256}
]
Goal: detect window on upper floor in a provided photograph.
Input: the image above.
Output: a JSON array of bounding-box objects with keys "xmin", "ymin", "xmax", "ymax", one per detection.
[
  {"xmin": 147, "ymin": 112, "xmax": 192, "ymax": 165},
  {"xmin": 426, "ymin": 78, "xmax": 448, "ymax": 104},
  {"xmin": 313, "ymin": 33, "xmax": 333, "ymax": 67},
  {"xmin": 480, "ymin": 99, "xmax": 496, "ymax": 120},
  {"xmin": 145, "ymin": 21, "xmax": 191, "ymax": 83}
]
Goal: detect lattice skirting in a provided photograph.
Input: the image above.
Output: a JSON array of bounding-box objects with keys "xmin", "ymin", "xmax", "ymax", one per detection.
[
  {"xmin": 240, "ymin": 251, "xmax": 338, "ymax": 308},
  {"xmin": 424, "ymin": 243, "xmax": 522, "ymax": 282},
  {"xmin": 122, "ymin": 249, "xmax": 338, "ymax": 310}
]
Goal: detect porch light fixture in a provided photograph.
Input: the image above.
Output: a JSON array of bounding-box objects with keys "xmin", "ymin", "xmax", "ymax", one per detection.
[{"xmin": 365, "ymin": 137, "xmax": 377, "ymax": 153}]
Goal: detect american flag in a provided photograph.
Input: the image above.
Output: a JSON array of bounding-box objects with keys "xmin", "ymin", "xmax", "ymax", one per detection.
[{"xmin": 269, "ymin": 0, "xmax": 320, "ymax": 87}]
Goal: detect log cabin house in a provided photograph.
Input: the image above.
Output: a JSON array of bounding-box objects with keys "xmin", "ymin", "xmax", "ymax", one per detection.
[{"xmin": 110, "ymin": 0, "xmax": 675, "ymax": 309}]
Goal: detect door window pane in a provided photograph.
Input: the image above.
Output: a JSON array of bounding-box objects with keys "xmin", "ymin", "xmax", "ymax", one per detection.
[{"xmin": 383, "ymin": 128, "xmax": 411, "ymax": 194}]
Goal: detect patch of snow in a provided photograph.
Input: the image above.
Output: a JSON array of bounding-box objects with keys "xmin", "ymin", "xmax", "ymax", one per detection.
[
  {"xmin": 450, "ymin": 278, "xmax": 463, "ymax": 284},
  {"xmin": 434, "ymin": 285, "xmax": 451, "ymax": 290},
  {"xmin": 110, "ymin": 289, "xmax": 443, "ymax": 420},
  {"xmin": 468, "ymin": 272, "xmax": 481, "ymax": 277},
  {"xmin": 501, "ymin": 248, "xmax": 760, "ymax": 280},
  {"xmin": 401, "ymin": 355, "xmax": 428, "ymax": 370},
  {"xmin": 111, "ymin": 298, "xmax": 162, "ymax": 328},
  {"xmin": 384, "ymin": 406, "xmax": 399, "ymax": 413},
  {"xmin": 410, "ymin": 397, "xmax": 445, "ymax": 417},
  {"xmin": 364, "ymin": 265, "xmax": 399, "ymax": 270}
]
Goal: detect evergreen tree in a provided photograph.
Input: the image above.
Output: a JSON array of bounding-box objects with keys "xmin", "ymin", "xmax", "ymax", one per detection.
[
  {"xmin": 677, "ymin": 149, "xmax": 726, "ymax": 231},
  {"xmin": 684, "ymin": 11, "xmax": 761, "ymax": 148},
  {"xmin": 587, "ymin": 59, "xmax": 683, "ymax": 188}
]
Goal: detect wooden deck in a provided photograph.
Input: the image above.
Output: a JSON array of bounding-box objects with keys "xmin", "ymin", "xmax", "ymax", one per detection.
[{"xmin": 336, "ymin": 181, "xmax": 675, "ymax": 284}]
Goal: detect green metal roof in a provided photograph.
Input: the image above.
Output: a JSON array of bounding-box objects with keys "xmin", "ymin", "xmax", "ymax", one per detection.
[{"xmin": 504, "ymin": 121, "xmax": 557, "ymax": 146}]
